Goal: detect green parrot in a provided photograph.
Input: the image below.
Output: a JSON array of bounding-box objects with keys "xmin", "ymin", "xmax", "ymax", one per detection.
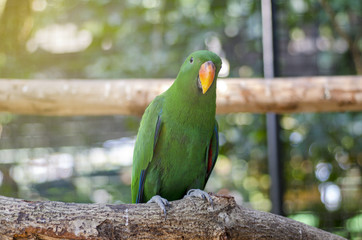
[{"xmin": 131, "ymin": 50, "xmax": 222, "ymax": 214}]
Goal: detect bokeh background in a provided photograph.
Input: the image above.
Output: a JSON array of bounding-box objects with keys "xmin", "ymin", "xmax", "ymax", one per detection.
[{"xmin": 0, "ymin": 0, "xmax": 361, "ymax": 238}]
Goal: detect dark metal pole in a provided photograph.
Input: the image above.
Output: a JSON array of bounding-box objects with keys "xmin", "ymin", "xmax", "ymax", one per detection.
[{"xmin": 261, "ymin": 0, "xmax": 284, "ymax": 215}]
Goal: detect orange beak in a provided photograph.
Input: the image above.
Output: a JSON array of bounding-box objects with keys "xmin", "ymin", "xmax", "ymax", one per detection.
[{"xmin": 198, "ymin": 61, "xmax": 216, "ymax": 94}]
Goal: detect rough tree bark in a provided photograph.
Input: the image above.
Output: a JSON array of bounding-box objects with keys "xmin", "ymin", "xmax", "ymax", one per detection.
[
  {"xmin": 0, "ymin": 195, "xmax": 346, "ymax": 240},
  {"xmin": 0, "ymin": 76, "xmax": 361, "ymax": 116}
]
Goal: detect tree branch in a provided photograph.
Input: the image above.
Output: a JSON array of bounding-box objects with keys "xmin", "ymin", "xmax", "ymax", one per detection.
[
  {"xmin": 0, "ymin": 76, "xmax": 361, "ymax": 116},
  {"xmin": 0, "ymin": 195, "xmax": 346, "ymax": 240}
]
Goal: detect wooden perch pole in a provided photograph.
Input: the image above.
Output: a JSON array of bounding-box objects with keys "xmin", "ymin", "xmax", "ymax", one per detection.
[
  {"xmin": 0, "ymin": 76, "xmax": 361, "ymax": 116},
  {"xmin": 0, "ymin": 195, "xmax": 346, "ymax": 240}
]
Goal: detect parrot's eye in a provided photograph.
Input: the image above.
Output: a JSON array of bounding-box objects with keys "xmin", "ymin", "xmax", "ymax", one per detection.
[{"xmin": 190, "ymin": 57, "xmax": 194, "ymax": 63}]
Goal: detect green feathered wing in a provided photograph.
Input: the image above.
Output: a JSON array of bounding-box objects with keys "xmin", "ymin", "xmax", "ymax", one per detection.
[{"xmin": 131, "ymin": 95, "xmax": 164, "ymax": 203}]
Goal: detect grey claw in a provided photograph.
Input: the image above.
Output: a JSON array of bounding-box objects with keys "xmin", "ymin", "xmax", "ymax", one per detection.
[
  {"xmin": 147, "ymin": 195, "xmax": 169, "ymax": 218},
  {"xmin": 185, "ymin": 189, "xmax": 214, "ymax": 208}
]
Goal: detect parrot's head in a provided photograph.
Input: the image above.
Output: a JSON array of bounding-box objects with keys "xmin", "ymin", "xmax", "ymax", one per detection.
[{"xmin": 174, "ymin": 50, "xmax": 222, "ymax": 96}]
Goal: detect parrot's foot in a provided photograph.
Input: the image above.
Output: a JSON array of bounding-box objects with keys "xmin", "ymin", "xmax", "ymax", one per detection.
[
  {"xmin": 184, "ymin": 189, "xmax": 213, "ymax": 208},
  {"xmin": 147, "ymin": 195, "xmax": 170, "ymax": 218}
]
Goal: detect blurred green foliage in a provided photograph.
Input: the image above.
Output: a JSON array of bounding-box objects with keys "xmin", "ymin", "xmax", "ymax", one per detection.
[{"xmin": 0, "ymin": 0, "xmax": 361, "ymax": 238}]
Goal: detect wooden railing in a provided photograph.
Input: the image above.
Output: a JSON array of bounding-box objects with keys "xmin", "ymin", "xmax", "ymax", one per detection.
[{"xmin": 0, "ymin": 76, "xmax": 361, "ymax": 116}]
